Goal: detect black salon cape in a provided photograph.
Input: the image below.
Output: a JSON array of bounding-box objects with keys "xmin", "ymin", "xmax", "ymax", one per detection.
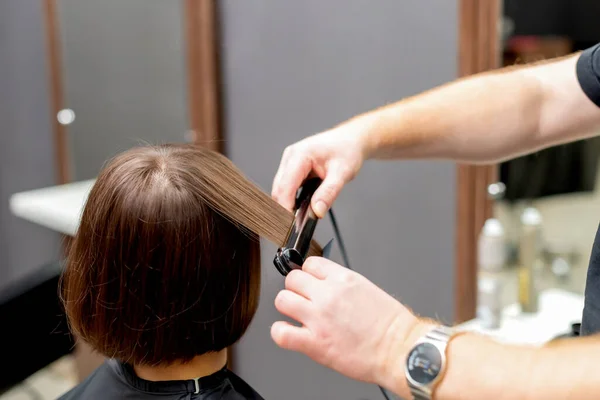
[
  {"xmin": 57, "ymin": 359, "xmax": 264, "ymax": 400},
  {"xmin": 578, "ymin": 43, "xmax": 600, "ymax": 336}
]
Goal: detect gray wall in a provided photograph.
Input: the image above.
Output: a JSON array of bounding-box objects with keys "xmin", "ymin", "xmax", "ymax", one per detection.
[
  {"xmin": 58, "ymin": 0, "xmax": 189, "ymax": 180},
  {"xmin": 219, "ymin": 1, "xmax": 458, "ymax": 399},
  {"xmin": 0, "ymin": 0, "xmax": 62, "ymax": 292}
]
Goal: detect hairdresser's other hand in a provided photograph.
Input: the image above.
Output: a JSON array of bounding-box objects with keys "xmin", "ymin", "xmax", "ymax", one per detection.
[
  {"xmin": 272, "ymin": 120, "xmax": 370, "ymax": 218},
  {"xmin": 271, "ymin": 257, "xmax": 433, "ymax": 392}
]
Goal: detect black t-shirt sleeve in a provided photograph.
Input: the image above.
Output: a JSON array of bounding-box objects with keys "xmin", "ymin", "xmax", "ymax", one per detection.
[
  {"xmin": 578, "ymin": 43, "xmax": 600, "ymax": 337},
  {"xmin": 576, "ymin": 43, "xmax": 600, "ymax": 107},
  {"xmin": 582, "ymin": 223, "xmax": 600, "ymax": 336}
]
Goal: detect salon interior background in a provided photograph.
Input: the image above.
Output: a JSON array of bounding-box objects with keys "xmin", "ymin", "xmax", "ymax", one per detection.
[{"xmin": 1, "ymin": 0, "xmax": 599, "ymax": 399}]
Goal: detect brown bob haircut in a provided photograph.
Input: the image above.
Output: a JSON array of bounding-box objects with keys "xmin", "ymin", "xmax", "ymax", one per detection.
[{"xmin": 61, "ymin": 143, "xmax": 321, "ymax": 366}]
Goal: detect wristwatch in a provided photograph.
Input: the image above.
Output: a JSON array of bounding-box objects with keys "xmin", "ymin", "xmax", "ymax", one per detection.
[{"xmin": 405, "ymin": 325, "xmax": 455, "ymax": 400}]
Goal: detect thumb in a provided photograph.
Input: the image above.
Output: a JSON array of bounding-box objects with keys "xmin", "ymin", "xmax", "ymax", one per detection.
[{"xmin": 311, "ymin": 167, "xmax": 347, "ymax": 218}]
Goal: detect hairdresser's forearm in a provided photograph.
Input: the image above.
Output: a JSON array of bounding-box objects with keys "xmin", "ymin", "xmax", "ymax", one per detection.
[
  {"xmin": 350, "ymin": 54, "xmax": 600, "ymax": 164},
  {"xmin": 382, "ymin": 324, "xmax": 600, "ymax": 400},
  {"xmin": 435, "ymin": 334, "xmax": 535, "ymax": 400}
]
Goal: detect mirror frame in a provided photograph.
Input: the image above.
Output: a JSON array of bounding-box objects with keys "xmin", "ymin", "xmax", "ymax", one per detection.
[{"xmin": 455, "ymin": 0, "xmax": 501, "ymax": 323}]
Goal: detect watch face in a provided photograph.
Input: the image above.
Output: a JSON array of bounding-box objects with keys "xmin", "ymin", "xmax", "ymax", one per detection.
[{"xmin": 406, "ymin": 343, "xmax": 442, "ymax": 385}]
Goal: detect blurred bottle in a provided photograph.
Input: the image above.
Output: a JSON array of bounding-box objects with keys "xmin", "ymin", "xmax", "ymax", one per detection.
[
  {"xmin": 518, "ymin": 207, "xmax": 543, "ymax": 313},
  {"xmin": 478, "ymin": 218, "xmax": 506, "ymax": 272},
  {"xmin": 477, "ymin": 218, "xmax": 506, "ymax": 329},
  {"xmin": 476, "ymin": 182, "xmax": 507, "ymax": 329}
]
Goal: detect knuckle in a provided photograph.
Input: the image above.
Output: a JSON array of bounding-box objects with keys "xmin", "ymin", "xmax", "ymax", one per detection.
[
  {"xmin": 320, "ymin": 183, "xmax": 339, "ymax": 199},
  {"xmin": 274, "ymin": 291, "xmax": 288, "ymax": 310},
  {"xmin": 304, "ymin": 257, "xmax": 318, "ymax": 269},
  {"xmin": 303, "ymin": 257, "xmax": 322, "ymax": 274},
  {"xmin": 288, "ymin": 269, "xmax": 303, "ymax": 279},
  {"xmin": 283, "ymin": 145, "xmax": 294, "ymax": 158},
  {"xmin": 299, "ymin": 154, "xmax": 312, "ymax": 169},
  {"xmin": 339, "ymin": 270, "xmax": 356, "ymax": 285},
  {"xmin": 319, "ymin": 291, "xmax": 336, "ymax": 310},
  {"xmin": 285, "ymin": 270, "xmax": 301, "ymax": 288},
  {"xmin": 336, "ymin": 163, "xmax": 354, "ymax": 180}
]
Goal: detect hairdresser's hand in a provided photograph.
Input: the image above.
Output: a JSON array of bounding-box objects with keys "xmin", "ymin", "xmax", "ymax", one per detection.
[
  {"xmin": 271, "ymin": 257, "xmax": 434, "ymax": 394},
  {"xmin": 272, "ymin": 121, "xmax": 371, "ymax": 218}
]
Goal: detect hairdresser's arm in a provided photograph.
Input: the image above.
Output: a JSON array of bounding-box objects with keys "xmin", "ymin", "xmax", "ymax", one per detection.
[
  {"xmin": 273, "ymin": 52, "xmax": 600, "ymax": 217},
  {"xmin": 424, "ymin": 330, "xmax": 600, "ymax": 400},
  {"xmin": 360, "ymin": 54, "xmax": 600, "ymax": 163},
  {"xmin": 271, "ymin": 257, "xmax": 600, "ymax": 400}
]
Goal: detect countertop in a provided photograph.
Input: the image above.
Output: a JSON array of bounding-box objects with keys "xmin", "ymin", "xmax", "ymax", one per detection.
[
  {"xmin": 9, "ymin": 179, "xmax": 95, "ymax": 236},
  {"xmin": 458, "ymin": 288, "xmax": 583, "ymax": 345}
]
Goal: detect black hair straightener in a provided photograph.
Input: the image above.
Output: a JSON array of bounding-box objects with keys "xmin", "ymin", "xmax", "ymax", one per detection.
[
  {"xmin": 272, "ymin": 178, "xmax": 392, "ymax": 400},
  {"xmin": 273, "ymin": 177, "xmax": 323, "ymax": 276}
]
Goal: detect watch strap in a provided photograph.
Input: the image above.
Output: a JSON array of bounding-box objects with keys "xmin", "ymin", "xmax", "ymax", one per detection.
[
  {"xmin": 425, "ymin": 325, "xmax": 454, "ymax": 343},
  {"xmin": 408, "ymin": 325, "xmax": 455, "ymax": 400},
  {"xmin": 411, "ymin": 387, "xmax": 431, "ymax": 400}
]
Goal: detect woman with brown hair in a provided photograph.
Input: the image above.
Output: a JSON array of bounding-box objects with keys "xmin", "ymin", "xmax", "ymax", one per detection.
[{"xmin": 58, "ymin": 143, "xmax": 320, "ymax": 399}]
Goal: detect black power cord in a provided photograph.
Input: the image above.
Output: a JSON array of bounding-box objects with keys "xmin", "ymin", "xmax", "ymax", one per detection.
[{"xmin": 328, "ymin": 209, "xmax": 393, "ymax": 400}]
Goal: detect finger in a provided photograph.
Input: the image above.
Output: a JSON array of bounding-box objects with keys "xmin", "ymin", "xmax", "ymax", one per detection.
[
  {"xmin": 311, "ymin": 165, "xmax": 348, "ymax": 218},
  {"xmin": 303, "ymin": 256, "xmax": 345, "ymax": 279},
  {"xmin": 274, "ymin": 289, "xmax": 314, "ymax": 323},
  {"xmin": 271, "ymin": 147, "xmax": 293, "ymax": 201},
  {"xmin": 273, "ymin": 155, "xmax": 313, "ymax": 211},
  {"xmin": 271, "ymin": 321, "xmax": 314, "ymax": 354},
  {"xmin": 285, "ymin": 269, "xmax": 322, "ymax": 299}
]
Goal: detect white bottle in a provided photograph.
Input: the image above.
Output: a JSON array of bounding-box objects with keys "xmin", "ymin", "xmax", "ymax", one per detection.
[
  {"xmin": 519, "ymin": 207, "xmax": 543, "ymax": 313},
  {"xmin": 478, "ymin": 218, "xmax": 506, "ymax": 272},
  {"xmin": 477, "ymin": 218, "xmax": 506, "ymax": 329}
]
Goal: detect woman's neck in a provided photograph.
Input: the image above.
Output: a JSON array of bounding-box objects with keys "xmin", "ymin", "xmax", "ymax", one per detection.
[{"xmin": 133, "ymin": 349, "xmax": 228, "ymax": 382}]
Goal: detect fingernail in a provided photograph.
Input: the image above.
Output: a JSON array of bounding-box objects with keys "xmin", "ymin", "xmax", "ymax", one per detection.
[
  {"xmin": 314, "ymin": 201, "xmax": 327, "ymax": 217},
  {"xmin": 271, "ymin": 323, "xmax": 280, "ymax": 336}
]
